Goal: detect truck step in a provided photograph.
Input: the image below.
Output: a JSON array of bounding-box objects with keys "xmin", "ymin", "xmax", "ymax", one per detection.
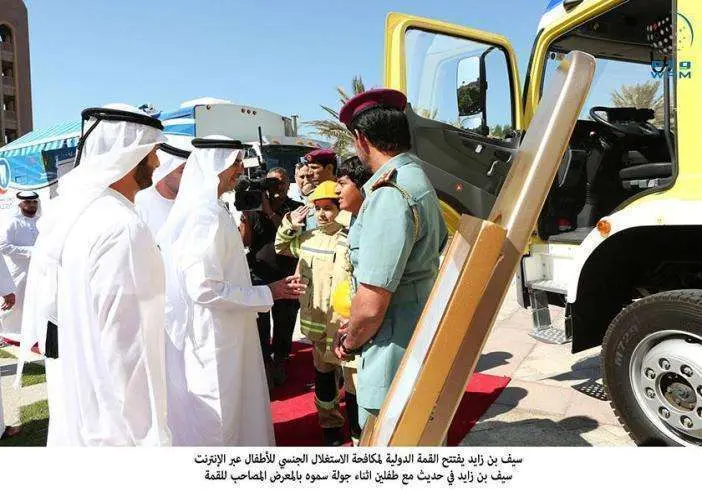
[
  {"xmin": 529, "ymin": 326, "xmax": 571, "ymax": 345},
  {"xmin": 528, "ymin": 280, "xmax": 568, "ymax": 294}
]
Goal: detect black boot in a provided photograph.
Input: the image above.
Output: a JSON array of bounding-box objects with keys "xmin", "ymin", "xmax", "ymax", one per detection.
[
  {"xmin": 272, "ymin": 357, "xmax": 287, "ymax": 386},
  {"xmin": 263, "ymin": 357, "xmax": 274, "ymax": 392},
  {"xmin": 322, "ymin": 427, "xmax": 345, "ymax": 446}
]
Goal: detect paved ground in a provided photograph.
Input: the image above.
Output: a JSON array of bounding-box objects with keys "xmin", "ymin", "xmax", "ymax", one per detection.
[
  {"xmin": 464, "ymin": 281, "xmax": 633, "ymax": 446},
  {"xmin": 0, "ymin": 280, "xmax": 634, "ymax": 446}
]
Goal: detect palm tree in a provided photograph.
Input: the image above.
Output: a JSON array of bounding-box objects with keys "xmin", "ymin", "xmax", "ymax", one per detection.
[
  {"xmin": 306, "ymin": 76, "xmax": 367, "ymax": 158},
  {"xmin": 610, "ymin": 81, "xmax": 664, "ymax": 126}
]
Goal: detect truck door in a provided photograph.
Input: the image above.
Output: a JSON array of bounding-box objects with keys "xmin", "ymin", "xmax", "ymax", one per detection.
[{"xmin": 384, "ymin": 13, "xmax": 523, "ymax": 230}]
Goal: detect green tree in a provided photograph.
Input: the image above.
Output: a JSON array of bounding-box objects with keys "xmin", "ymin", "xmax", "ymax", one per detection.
[
  {"xmin": 306, "ymin": 76, "xmax": 367, "ymax": 158},
  {"xmin": 610, "ymin": 81, "xmax": 664, "ymax": 126},
  {"xmin": 457, "ymin": 81, "xmax": 481, "ymax": 117}
]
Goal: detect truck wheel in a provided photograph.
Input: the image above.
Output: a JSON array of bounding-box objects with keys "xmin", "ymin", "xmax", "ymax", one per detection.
[{"xmin": 601, "ymin": 290, "xmax": 702, "ymax": 446}]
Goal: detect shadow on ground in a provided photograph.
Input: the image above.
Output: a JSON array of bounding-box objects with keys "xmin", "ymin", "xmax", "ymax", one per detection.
[
  {"xmin": 547, "ymin": 354, "xmax": 609, "ymax": 401},
  {"xmin": 460, "ymin": 415, "xmax": 600, "ymax": 447},
  {"xmin": 476, "ymin": 351, "xmax": 513, "ymax": 372}
]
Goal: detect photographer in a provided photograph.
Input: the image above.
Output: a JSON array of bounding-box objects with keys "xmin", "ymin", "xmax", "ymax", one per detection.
[{"xmin": 239, "ymin": 167, "xmax": 302, "ymax": 386}]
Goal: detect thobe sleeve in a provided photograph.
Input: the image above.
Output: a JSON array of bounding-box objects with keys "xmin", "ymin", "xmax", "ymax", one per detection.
[
  {"xmin": 0, "ymin": 255, "xmax": 15, "ymax": 296},
  {"xmin": 0, "ymin": 221, "xmax": 32, "ymax": 259},
  {"xmin": 181, "ymin": 215, "xmax": 273, "ymax": 313},
  {"xmin": 88, "ymin": 221, "xmax": 167, "ymax": 444}
]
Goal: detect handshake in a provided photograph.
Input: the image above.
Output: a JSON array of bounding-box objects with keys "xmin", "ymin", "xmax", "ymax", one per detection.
[{"xmin": 267, "ymin": 275, "xmax": 306, "ymax": 301}]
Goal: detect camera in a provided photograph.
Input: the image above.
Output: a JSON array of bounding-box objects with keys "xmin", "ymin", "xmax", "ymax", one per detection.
[{"xmin": 234, "ymin": 176, "xmax": 281, "ymax": 211}]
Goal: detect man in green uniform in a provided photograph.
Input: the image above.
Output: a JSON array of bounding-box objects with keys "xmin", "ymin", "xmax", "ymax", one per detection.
[{"xmin": 333, "ymin": 88, "xmax": 447, "ymax": 428}]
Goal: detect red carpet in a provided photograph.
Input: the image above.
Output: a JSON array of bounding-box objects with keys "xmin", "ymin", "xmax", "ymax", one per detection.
[
  {"xmin": 0, "ymin": 337, "xmax": 40, "ymax": 354},
  {"xmin": 271, "ymin": 342, "xmax": 510, "ymax": 446}
]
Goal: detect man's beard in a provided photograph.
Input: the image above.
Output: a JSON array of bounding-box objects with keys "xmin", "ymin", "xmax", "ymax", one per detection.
[{"xmin": 134, "ymin": 159, "xmax": 154, "ymax": 190}]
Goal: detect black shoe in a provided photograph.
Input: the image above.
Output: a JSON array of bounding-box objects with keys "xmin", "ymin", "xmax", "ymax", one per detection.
[
  {"xmin": 263, "ymin": 358, "xmax": 274, "ymax": 392},
  {"xmin": 272, "ymin": 359, "xmax": 287, "ymax": 386},
  {"xmin": 322, "ymin": 427, "xmax": 345, "ymax": 446}
]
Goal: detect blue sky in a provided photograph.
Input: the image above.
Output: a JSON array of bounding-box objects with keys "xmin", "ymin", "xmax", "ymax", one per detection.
[
  {"xmin": 23, "ymin": 0, "xmax": 656, "ymax": 133},
  {"xmin": 23, "ymin": 0, "xmax": 545, "ymax": 131}
]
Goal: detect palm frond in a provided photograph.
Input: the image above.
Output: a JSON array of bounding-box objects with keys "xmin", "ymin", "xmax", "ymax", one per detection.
[
  {"xmin": 351, "ymin": 75, "xmax": 366, "ymax": 96},
  {"xmin": 611, "ymin": 81, "xmax": 665, "ymax": 125},
  {"xmin": 307, "ymin": 75, "xmax": 369, "ymax": 157},
  {"xmin": 320, "ymin": 105, "xmax": 340, "ymax": 120},
  {"xmin": 336, "ymin": 86, "xmax": 351, "ymax": 105}
]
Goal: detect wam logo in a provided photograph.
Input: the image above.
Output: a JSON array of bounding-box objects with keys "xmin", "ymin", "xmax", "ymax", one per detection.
[
  {"xmin": 0, "ymin": 159, "xmax": 11, "ymax": 195},
  {"xmin": 651, "ymin": 59, "xmax": 693, "ymax": 79}
]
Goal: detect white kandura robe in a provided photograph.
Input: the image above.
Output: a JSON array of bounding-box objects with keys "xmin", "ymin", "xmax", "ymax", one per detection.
[
  {"xmin": 50, "ymin": 188, "xmax": 170, "ymax": 446},
  {"xmin": 0, "ymin": 213, "xmax": 38, "ymax": 341},
  {"xmin": 0, "ymin": 257, "xmax": 16, "ymax": 436},
  {"xmin": 135, "ymin": 186, "xmax": 180, "ymax": 439},
  {"xmin": 135, "ymin": 186, "xmax": 174, "ymax": 237},
  {"xmin": 168, "ymin": 202, "xmax": 275, "ymax": 446}
]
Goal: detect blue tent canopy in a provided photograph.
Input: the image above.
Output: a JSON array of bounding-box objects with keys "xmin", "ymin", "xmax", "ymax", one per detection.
[
  {"xmin": 155, "ymin": 106, "xmax": 196, "ymax": 137},
  {"xmin": 0, "ymin": 121, "xmax": 80, "ymax": 190}
]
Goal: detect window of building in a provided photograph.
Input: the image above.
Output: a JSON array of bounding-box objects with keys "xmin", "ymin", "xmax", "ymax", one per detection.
[{"xmin": 0, "ymin": 24, "xmax": 12, "ymax": 45}]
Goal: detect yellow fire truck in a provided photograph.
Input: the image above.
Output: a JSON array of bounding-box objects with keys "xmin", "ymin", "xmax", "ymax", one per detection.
[{"xmin": 382, "ymin": 0, "xmax": 700, "ymax": 446}]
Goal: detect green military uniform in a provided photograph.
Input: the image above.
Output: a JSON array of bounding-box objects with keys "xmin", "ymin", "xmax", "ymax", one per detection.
[{"xmin": 348, "ymin": 152, "xmax": 447, "ymax": 426}]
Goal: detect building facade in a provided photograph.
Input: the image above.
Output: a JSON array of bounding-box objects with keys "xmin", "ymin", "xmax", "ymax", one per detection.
[{"xmin": 0, "ymin": 0, "xmax": 32, "ymax": 146}]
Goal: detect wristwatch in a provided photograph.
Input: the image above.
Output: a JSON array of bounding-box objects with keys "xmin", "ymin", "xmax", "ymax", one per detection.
[{"xmin": 339, "ymin": 333, "xmax": 362, "ymax": 356}]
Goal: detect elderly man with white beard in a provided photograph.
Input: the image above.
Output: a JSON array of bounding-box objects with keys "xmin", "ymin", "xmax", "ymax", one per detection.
[
  {"xmin": 157, "ymin": 136, "xmax": 305, "ymax": 446},
  {"xmin": 135, "ymin": 135, "xmax": 193, "ymax": 237},
  {"xmin": 19, "ymin": 104, "xmax": 171, "ymax": 446}
]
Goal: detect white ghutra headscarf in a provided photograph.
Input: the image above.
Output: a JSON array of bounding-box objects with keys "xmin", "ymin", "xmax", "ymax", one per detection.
[{"xmin": 152, "ymin": 134, "xmax": 193, "ymax": 186}]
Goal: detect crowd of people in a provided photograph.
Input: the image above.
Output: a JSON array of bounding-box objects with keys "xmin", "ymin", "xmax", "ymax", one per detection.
[{"xmin": 0, "ymin": 88, "xmax": 447, "ymax": 447}]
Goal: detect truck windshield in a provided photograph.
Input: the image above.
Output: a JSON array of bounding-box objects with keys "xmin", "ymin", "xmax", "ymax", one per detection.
[
  {"xmin": 261, "ymin": 145, "xmax": 316, "ymax": 179},
  {"xmin": 542, "ymin": 51, "xmax": 671, "ymax": 129}
]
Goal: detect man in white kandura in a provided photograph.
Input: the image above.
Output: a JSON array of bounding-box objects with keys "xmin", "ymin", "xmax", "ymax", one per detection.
[
  {"xmin": 20, "ymin": 104, "xmax": 170, "ymax": 446},
  {"xmin": 0, "ymin": 258, "xmax": 17, "ymax": 440},
  {"xmin": 0, "ymin": 191, "xmax": 40, "ymax": 344},
  {"xmin": 157, "ymin": 136, "xmax": 305, "ymax": 446},
  {"xmin": 135, "ymin": 135, "xmax": 193, "ymax": 237}
]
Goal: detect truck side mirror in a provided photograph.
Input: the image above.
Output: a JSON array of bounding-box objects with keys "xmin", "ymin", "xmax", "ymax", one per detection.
[
  {"xmin": 457, "ymin": 50, "xmax": 491, "ymax": 136},
  {"xmin": 457, "ymin": 57, "xmax": 483, "ymax": 118}
]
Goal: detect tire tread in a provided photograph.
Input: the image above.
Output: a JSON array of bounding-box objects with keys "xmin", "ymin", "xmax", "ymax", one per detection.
[{"xmin": 601, "ymin": 289, "xmax": 702, "ymax": 446}]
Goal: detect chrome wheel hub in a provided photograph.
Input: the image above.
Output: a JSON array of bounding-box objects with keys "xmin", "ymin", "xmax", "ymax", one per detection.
[{"xmin": 630, "ymin": 331, "xmax": 702, "ymax": 445}]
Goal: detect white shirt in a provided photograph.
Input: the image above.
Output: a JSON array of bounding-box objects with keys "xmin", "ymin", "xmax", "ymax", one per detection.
[
  {"xmin": 50, "ymin": 188, "xmax": 170, "ymax": 446},
  {"xmin": 0, "ymin": 212, "xmax": 39, "ymax": 339},
  {"xmin": 0, "ymin": 255, "xmax": 15, "ymax": 436}
]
